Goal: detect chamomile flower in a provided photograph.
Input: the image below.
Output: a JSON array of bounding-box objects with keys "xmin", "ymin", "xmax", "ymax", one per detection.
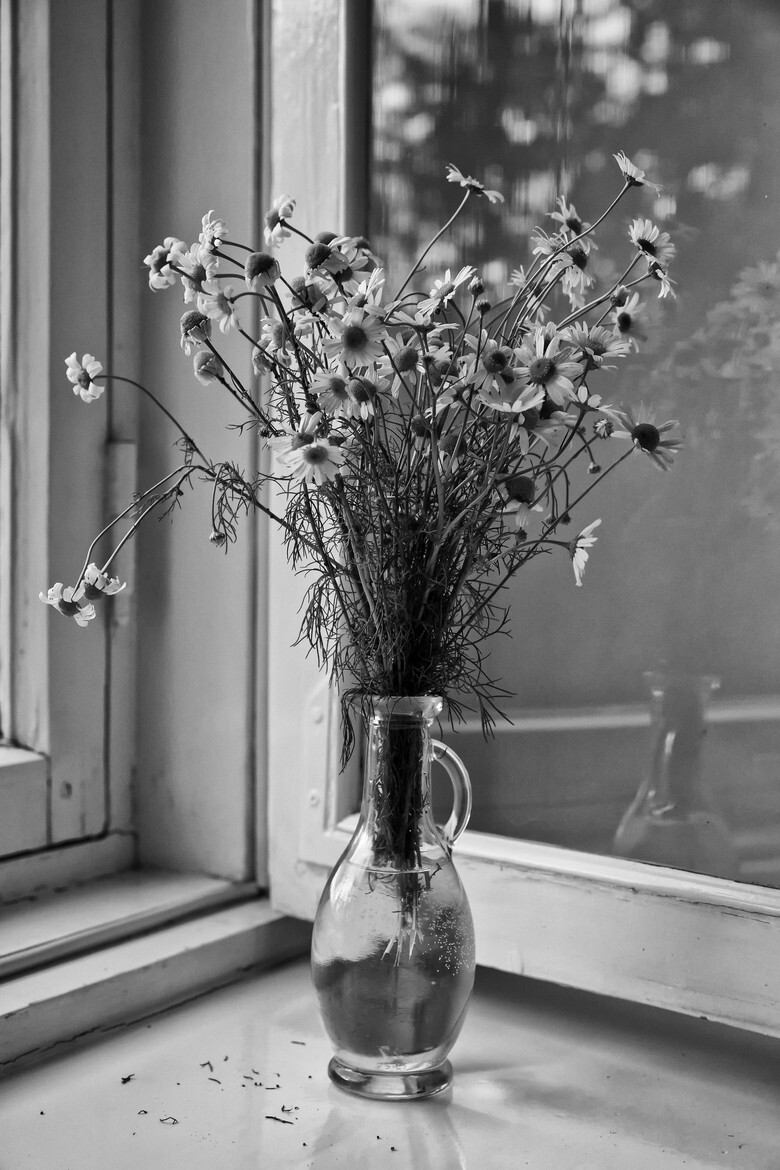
[
  {"xmin": 143, "ymin": 237, "xmax": 186, "ymax": 290},
  {"xmin": 193, "ymin": 351, "xmax": 224, "ymax": 385},
  {"xmin": 198, "ymin": 282, "xmax": 239, "ymax": 333},
  {"xmin": 286, "ymin": 438, "xmax": 346, "ymax": 487},
  {"xmin": 176, "ymin": 242, "xmax": 218, "ymax": 303},
  {"xmin": 197, "ymin": 211, "xmax": 228, "ymax": 261},
  {"xmin": 629, "ymin": 218, "xmax": 676, "ymax": 269},
  {"xmin": 323, "ymin": 310, "xmax": 387, "ymax": 368},
  {"xmin": 244, "ymin": 251, "xmax": 280, "ymax": 291},
  {"xmin": 418, "ymin": 266, "xmax": 476, "ymax": 316},
  {"xmin": 562, "ymin": 323, "xmax": 631, "ymax": 371},
  {"xmin": 263, "ymin": 194, "xmax": 296, "ymax": 248},
  {"xmin": 611, "ymin": 292, "xmax": 646, "ymax": 351},
  {"xmin": 549, "ymin": 196, "xmax": 591, "ymax": 237},
  {"xmin": 613, "ymin": 151, "xmax": 661, "ymax": 193},
  {"xmin": 39, "ymin": 583, "xmax": 96, "ymax": 626},
  {"xmin": 66, "ymin": 353, "xmax": 105, "ymax": 403},
  {"xmin": 305, "ymin": 240, "xmax": 351, "ymax": 279},
  {"xmin": 445, "ymin": 164, "xmax": 504, "ymax": 204},
  {"xmin": 81, "ymin": 564, "xmax": 126, "ymax": 600},
  {"xmin": 500, "ymin": 474, "xmax": 544, "ymax": 532},
  {"xmin": 312, "ymin": 372, "xmax": 351, "ymax": 417},
  {"xmin": 569, "ymin": 519, "xmax": 601, "ymax": 587},
  {"xmin": 514, "ymin": 325, "xmax": 585, "ymax": 407},
  {"xmin": 180, "ymin": 310, "xmax": 211, "ymax": 355},
  {"xmin": 267, "ymin": 410, "xmax": 323, "ymax": 462},
  {"xmin": 612, "ymin": 407, "xmax": 682, "ymax": 471}
]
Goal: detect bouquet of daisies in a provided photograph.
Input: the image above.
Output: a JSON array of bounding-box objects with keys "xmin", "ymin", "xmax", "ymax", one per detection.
[{"xmin": 43, "ymin": 150, "xmax": 680, "ymax": 750}]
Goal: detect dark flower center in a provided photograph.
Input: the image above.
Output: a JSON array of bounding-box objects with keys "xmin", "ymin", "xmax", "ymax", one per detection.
[
  {"xmin": 616, "ymin": 312, "xmax": 632, "ymax": 332},
  {"xmin": 637, "ymin": 237, "xmax": 656, "ymax": 256},
  {"xmin": 528, "ymin": 357, "xmax": 556, "ymax": 384},
  {"xmin": 264, "ymin": 209, "xmax": 281, "ymax": 230},
  {"xmin": 305, "ymin": 242, "xmax": 331, "ymax": 268},
  {"xmin": 482, "ymin": 346, "xmax": 512, "ymax": 374},
  {"xmin": 395, "ymin": 346, "xmax": 418, "ymax": 372},
  {"xmin": 303, "ymin": 445, "xmax": 329, "ymax": 464},
  {"xmin": 506, "ymin": 474, "xmax": 535, "ymax": 503},
  {"xmin": 291, "ymin": 433, "xmax": 314, "ymax": 449},
  {"xmin": 631, "ymin": 422, "xmax": 661, "ymax": 451},
  {"xmin": 245, "ymin": 252, "xmax": 277, "ymax": 281},
  {"xmin": 567, "ymin": 244, "xmax": 588, "ymax": 270},
  {"xmin": 77, "ymin": 370, "xmax": 92, "ymax": 389},
  {"xmin": 565, "ymin": 215, "xmax": 583, "ymax": 233},
  {"xmin": 58, "ymin": 598, "xmax": 82, "ymax": 617},
  {"xmin": 347, "ymin": 377, "xmax": 375, "ymax": 402},
  {"xmin": 342, "ymin": 324, "xmax": 368, "ymax": 350}
]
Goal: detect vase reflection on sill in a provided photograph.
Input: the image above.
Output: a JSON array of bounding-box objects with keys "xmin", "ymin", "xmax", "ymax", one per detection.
[
  {"xmin": 311, "ymin": 696, "xmax": 475, "ymax": 1101},
  {"xmin": 612, "ymin": 672, "xmax": 740, "ymax": 880}
]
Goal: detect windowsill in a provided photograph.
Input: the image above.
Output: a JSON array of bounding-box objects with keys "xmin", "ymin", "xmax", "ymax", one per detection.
[{"xmin": 0, "ymin": 957, "xmax": 777, "ymax": 1168}]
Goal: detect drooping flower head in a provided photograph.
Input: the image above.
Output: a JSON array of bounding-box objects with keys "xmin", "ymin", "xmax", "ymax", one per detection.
[
  {"xmin": 197, "ymin": 211, "xmax": 228, "ymax": 262},
  {"xmin": 143, "ymin": 237, "xmax": 186, "ymax": 290},
  {"xmin": 264, "ymin": 193, "xmax": 296, "ymax": 248},
  {"xmin": 244, "ymin": 251, "xmax": 281, "ymax": 291},
  {"xmin": 445, "ymin": 164, "xmax": 504, "ymax": 204},
  {"xmin": 180, "ymin": 310, "xmax": 212, "ymax": 355},
  {"xmin": 39, "ymin": 583, "xmax": 96, "ymax": 626},
  {"xmin": 193, "ymin": 351, "xmax": 224, "ymax": 386},
  {"xmin": 66, "ymin": 353, "xmax": 104, "ymax": 403},
  {"xmin": 81, "ymin": 563, "xmax": 126, "ymax": 601}
]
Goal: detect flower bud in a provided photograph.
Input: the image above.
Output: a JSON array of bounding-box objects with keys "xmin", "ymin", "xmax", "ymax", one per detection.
[
  {"xmin": 193, "ymin": 351, "xmax": 224, "ymax": 385},
  {"xmin": 476, "ymin": 297, "xmax": 492, "ymax": 315},
  {"xmin": 469, "ymin": 276, "xmax": 485, "ymax": 296}
]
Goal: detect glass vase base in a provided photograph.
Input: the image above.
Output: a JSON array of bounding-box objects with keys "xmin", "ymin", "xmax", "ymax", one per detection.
[{"xmin": 327, "ymin": 1056, "xmax": 453, "ymax": 1101}]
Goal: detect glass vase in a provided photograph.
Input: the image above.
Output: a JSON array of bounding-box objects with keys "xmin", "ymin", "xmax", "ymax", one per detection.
[
  {"xmin": 311, "ymin": 695, "xmax": 475, "ymax": 1100},
  {"xmin": 613, "ymin": 672, "xmax": 739, "ymax": 878}
]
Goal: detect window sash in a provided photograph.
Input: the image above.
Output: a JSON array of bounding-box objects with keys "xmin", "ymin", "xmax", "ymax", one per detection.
[{"xmin": 265, "ymin": 0, "xmax": 780, "ymax": 1036}]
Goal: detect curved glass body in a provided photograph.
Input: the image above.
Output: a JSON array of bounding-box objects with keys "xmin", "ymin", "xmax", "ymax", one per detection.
[{"xmin": 311, "ymin": 696, "xmax": 475, "ymax": 1100}]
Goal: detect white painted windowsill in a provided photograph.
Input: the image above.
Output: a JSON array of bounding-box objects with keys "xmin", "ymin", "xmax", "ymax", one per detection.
[
  {"xmin": 0, "ymin": 956, "xmax": 778, "ymax": 1169},
  {"xmin": 0, "ymin": 880, "xmax": 311, "ymax": 1073}
]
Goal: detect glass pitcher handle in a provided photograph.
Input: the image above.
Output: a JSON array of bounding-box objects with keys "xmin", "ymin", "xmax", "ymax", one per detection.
[{"xmin": 431, "ymin": 740, "xmax": 473, "ymax": 845}]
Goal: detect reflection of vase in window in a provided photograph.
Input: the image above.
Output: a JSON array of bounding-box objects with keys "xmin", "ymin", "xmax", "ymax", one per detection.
[{"xmin": 613, "ymin": 673, "xmax": 739, "ymax": 879}]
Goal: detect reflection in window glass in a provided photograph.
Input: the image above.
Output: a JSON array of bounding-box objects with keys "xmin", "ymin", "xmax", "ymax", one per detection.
[{"xmin": 371, "ymin": 0, "xmax": 780, "ymax": 885}]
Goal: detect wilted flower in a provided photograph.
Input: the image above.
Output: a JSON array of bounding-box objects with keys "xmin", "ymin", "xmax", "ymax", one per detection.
[
  {"xmin": 245, "ymin": 251, "xmax": 281, "ymax": 291},
  {"xmin": 39, "ymin": 583, "xmax": 96, "ymax": 626},
  {"xmin": 180, "ymin": 310, "xmax": 212, "ymax": 355},
  {"xmin": 197, "ymin": 210, "xmax": 228, "ymax": 261},
  {"xmin": 66, "ymin": 353, "xmax": 105, "ymax": 403},
  {"xmin": 197, "ymin": 282, "xmax": 239, "ymax": 333},
  {"xmin": 81, "ymin": 563, "xmax": 126, "ymax": 600},
  {"xmin": 193, "ymin": 351, "xmax": 224, "ymax": 385},
  {"xmin": 143, "ymin": 237, "xmax": 186, "ymax": 290},
  {"xmin": 264, "ymin": 193, "xmax": 296, "ymax": 247}
]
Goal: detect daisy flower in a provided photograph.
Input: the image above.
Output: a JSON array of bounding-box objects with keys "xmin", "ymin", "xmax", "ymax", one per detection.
[
  {"xmin": 345, "ymin": 375, "xmax": 383, "ymax": 421},
  {"xmin": 418, "ymin": 266, "xmax": 476, "ymax": 316},
  {"xmin": 514, "ymin": 325, "xmax": 585, "ymax": 407},
  {"xmin": 197, "ymin": 282, "xmax": 239, "ymax": 333},
  {"xmin": 286, "ymin": 438, "xmax": 346, "ymax": 487},
  {"xmin": 650, "ymin": 265, "xmax": 677, "ymax": 300},
  {"xmin": 500, "ymin": 474, "xmax": 544, "ymax": 533},
  {"xmin": 180, "ymin": 310, "xmax": 211, "ymax": 355},
  {"xmin": 39, "ymin": 583, "xmax": 96, "ymax": 626},
  {"xmin": 611, "ymin": 292, "xmax": 646, "ymax": 351},
  {"xmin": 244, "ymin": 251, "xmax": 280, "ymax": 291},
  {"xmin": 628, "ymin": 218, "xmax": 676, "ymax": 269},
  {"xmin": 193, "ymin": 351, "xmax": 224, "ymax": 385},
  {"xmin": 263, "ymin": 194, "xmax": 296, "ymax": 248},
  {"xmin": 323, "ymin": 310, "xmax": 387, "ymax": 368},
  {"xmin": 549, "ymin": 196, "xmax": 591, "ymax": 237},
  {"xmin": 562, "ymin": 323, "xmax": 631, "ymax": 371},
  {"xmin": 312, "ymin": 372, "xmax": 351, "ymax": 417},
  {"xmin": 81, "ymin": 563, "xmax": 126, "ymax": 600},
  {"xmin": 66, "ymin": 352, "xmax": 105, "ymax": 403},
  {"xmin": 176, "ymin": 242, "xmax": 218, "ymax": 303},
  {"xmin": 305, "ymin": 240, "xmax": 351, "ymax": 280},
  {"xmin": 613, "ymin": 151, "xmax": 662, "ymax": 194},
  {"xmin": 267, "ymin": 410, "xmax": 323, "ymax": 462},
  {"xmin": 445, "ymin": 164, "xmax": 504, "ymax": 204},
  {"xmin": 197, "ymin": 210, "xmax": 228, "ymax": 259},
  {"xmin": 143, "ymin": 237, "xmax": 186, "ymax": 291},
  {"xmin": 612, "ymin": 407, "xmax": 682, "ymax": 471},
  {"xmin": 569, "ymin": 519, "xmax": 601, "ymax": 587}
]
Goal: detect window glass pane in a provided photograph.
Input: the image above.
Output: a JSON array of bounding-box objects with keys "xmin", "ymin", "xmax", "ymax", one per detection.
[{"xmin": 371, "ymin": 0, "xmax": 780, "ymax": 886}]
